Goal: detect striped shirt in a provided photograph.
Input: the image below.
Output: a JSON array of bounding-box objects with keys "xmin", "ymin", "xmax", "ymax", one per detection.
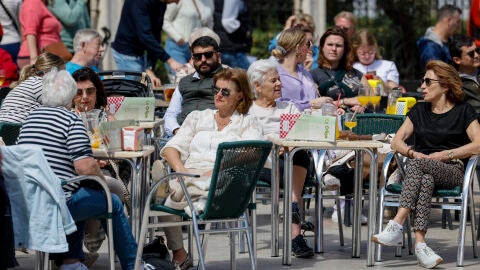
[
  {"xmin": 0, "ymin": 76, "xmax": 43, "ymax": 123},
  {"xmin": 17, "ymin": 106, "xmax": 93, "ymax": 199}
]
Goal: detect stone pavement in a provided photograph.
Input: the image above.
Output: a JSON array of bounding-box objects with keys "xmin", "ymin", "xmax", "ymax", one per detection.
[{"xmin": 12, "ymin": 191, "xmax": 480, "ymax": 270}]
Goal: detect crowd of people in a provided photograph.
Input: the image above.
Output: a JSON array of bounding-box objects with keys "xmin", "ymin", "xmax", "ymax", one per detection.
[{"xmin": 0, "ymin": 1, "xmax": 480, "ymax": 270}]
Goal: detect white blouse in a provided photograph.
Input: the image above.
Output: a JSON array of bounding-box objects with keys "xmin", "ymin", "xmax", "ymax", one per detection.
[
  {"xmin": 161, "ymin": 109, "xmax": 264, "ymax": 170},
  {"xmin": 353, "ymin": 59, "xmax": 400, "ymax": 84}
]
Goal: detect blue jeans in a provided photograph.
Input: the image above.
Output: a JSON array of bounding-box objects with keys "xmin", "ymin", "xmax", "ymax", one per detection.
[
  {"xmin": 66, "ymin": 187, "xmax": 137, "ymax": 270},
  {"xmin": 221, "ymin": 52, "xmax": 250, "ymax": 70},
  {"xmin": 112, "ymin": 48, "xmax": 147, "ymax": 72},
  {"xmin": 165, "ymin": 38, "xmax": 190, "ymax": 76}
]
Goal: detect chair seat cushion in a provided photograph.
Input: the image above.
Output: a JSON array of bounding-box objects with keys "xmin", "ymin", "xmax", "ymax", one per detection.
[
  {"xmin": 256, "ymin": 180, "xmax": 271, "ymax": 188},
  {"xmin": 386, "ymin": 183, "xmax": 461, "ymax": 197},
  {"xmin": 150, "ymin": 203, "xmax": 191, "ymax": 219}
]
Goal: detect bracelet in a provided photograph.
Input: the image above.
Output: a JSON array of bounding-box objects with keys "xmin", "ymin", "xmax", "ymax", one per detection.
[{"xmin": 448, "ymin": 150, "xmax": 454, "ymax": 160}]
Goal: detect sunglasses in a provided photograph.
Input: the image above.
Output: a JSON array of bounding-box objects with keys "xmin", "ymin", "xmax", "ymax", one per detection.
[
  {"xmin": 192, "ymin": 51, "xmax": 216, "ymax": 61},
  {"xmin": 421, "ymin": 78, "xmax": 441, "ymax": 87},
  {"xmin": 357, "ymin": 50, "xmax": 376, "ymax": 57},
  {"xmin": 465, "ymin": 48, "xmax": 480, "ymax": 58},
  {"xmin": 212, "ymin": 86, "xmax": 231, "ymax": 97},
  {"xmin": 76, "ymin": 87, "xmax": 96, "ymax": 96}
]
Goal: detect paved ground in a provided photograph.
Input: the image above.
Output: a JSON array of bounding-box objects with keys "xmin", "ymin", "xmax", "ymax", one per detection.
[{"xmin": 13, "ymin": 189, "xmax": 480, "ymax": 270}]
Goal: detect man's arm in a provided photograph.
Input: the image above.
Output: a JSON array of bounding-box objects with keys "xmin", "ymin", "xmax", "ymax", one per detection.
[
  {"xmin": 164, "ymin": 86, "xmax": 183, "ymax": 136},
  {"xmin": 74, "ymin": 157, "xmax": 105, "ymax": 181}
]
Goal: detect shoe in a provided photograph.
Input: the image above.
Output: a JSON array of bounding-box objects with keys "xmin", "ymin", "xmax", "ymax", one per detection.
[
  {"xmin": 173, "ymin": 253, "xmax": 193, "ymax": 270},
  {"xmin": 331, "ymin": 207, "xmax": 368, "ymax": 225},
  {"xmin": 371, "ymin": 220, "xmax": 403, "ymax": 246},
  {"xmin": 415, "ymin": 243, "xmax": 443, "ymax": 269},
  {"xmin": 292, "ymin": 202, "xmax": 301, "ymax": 225},
  {"xmin": 83, "ymin": 252, "xmax": 99, "ymax": 268},
  {"xmin": 291, "ymin": 235, "xmax": 314, "ymax": 258}
]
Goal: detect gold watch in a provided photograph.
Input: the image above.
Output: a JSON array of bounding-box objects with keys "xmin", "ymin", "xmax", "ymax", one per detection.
[{"xmin": 447, "ymin": 150, "xmax": 454, "ymax": 160}]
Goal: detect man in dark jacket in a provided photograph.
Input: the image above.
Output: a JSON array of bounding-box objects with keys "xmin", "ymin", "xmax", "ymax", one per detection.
[
  {"xmin": 111, "ymin": 0, "xmax": 183, "ymax": 87},
  {"xmin": 449, "ymin": 34, "xmax": 480, "ymax": 117}
]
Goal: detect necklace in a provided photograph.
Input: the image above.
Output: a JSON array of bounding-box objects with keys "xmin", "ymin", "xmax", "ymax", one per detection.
[{"xmin": 215, "ymin": 112, "xmax": 231, "ymax": 129}]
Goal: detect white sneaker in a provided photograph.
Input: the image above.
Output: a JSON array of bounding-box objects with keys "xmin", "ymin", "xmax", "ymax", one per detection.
[
  {"xmin": 415, "ymin": 243, "xmax": 443, "ymax": 269},
  {"xmin": 371, "ymin": 220, "xmax": 403, "ymax": 246},
  {"xmin": 331, "ymin": 207, "xmax": 368, "ymax": 225}
]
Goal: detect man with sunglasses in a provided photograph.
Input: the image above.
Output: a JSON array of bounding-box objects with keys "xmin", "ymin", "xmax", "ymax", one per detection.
[
  {"xmin": 449, "ymin": 34, "xmax": 480, "ymax": 116},
  {"xmin": 163, "ymin": 33, "xmax": 223, "ymax": 137}
]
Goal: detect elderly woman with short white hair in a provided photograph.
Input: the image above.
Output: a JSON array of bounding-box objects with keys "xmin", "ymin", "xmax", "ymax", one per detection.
[
  {"xmin": 247, "ymin": 59, "xmax": 315, "ymax": 258},
  {"xmin": 66, "ymin": 29, "xmax": 105, "ymax": 74},
  {"xmin": 17, "ymin": 69, "xmax": 139, "ymax": 270}
]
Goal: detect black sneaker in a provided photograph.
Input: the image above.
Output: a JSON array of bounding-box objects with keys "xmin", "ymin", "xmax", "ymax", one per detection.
[
  {"xmin": 292, "ymin": 202, "xmax": 301, "ymax": 225},
  {"xmin": 292, "ymin": 235, "xmax": 314, "ymax": 258}
]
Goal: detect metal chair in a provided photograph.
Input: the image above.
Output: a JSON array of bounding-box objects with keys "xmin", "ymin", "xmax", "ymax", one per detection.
[
  {"xmin": 134, "ymin": 140, "xmax": 272, "ymax": 270},
  {"xmin": 0, "ymin": 121, "xmax": 22, "ymax": 145},
  {"xmin": 375, "ymin": 152, "xmax": 479, "ymax": 266}
]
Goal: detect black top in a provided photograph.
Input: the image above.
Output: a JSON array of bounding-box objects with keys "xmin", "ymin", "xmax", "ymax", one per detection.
[
  {"xmin": 407, "ymin": 102, "xmax": 477, "ymax": 158},
  {"xmin": 111, "ymin": 0, "xmax": 170, "ymax": 64},
  {"xmin": 310, "ymin": 67, "xmax": 363, "ymax": 99}
]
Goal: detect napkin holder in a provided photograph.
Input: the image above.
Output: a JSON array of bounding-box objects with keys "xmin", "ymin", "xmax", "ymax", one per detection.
[{"xmin": 280, "ymin": 113, "xmax": 337, "ymax": 142}]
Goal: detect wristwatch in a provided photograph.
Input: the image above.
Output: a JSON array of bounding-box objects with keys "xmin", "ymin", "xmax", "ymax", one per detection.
[{"xmin": 448, "ymin": 150, "xmax": 454, "ymax": 160}]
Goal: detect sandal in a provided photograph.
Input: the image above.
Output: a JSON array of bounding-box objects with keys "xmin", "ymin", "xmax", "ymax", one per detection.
[{"xmin": 173, "ymin": 253, "xmax": 193, "ymax": 270}]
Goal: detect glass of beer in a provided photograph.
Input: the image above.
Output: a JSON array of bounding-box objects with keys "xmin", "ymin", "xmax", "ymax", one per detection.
[{"xmin": 163, "ymin": 84, "xmax": 175, "ymax": 102}]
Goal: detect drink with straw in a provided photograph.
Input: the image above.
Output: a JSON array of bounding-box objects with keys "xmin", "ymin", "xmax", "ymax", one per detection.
[{"xmin": 344, "ymin": 112, "xmax": 357, "ymax": 131}]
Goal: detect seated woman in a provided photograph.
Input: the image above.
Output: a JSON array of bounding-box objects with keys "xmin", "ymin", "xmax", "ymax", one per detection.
[
  {"xmin": 67, "ymin": 29, "xmax": 105, "ymax": 74},
  {"xmin": 247, "ymin": 59, "xmax": 314, "ymax": 258},
  {"xmin": 71, "ymin": 67, "xmax": 130, "ymax": 267},
  {"xmin": 16, "ymin": 68, "xmax": 139, "ymax": 270},
  {"xmin": 161, "ymin": 68, "xmax": 264, "ymax": 269},
  {"xmin": 0, "ymin": 52, "xmax": 64, "ymax": 123},
  {"xmin": 310, "ymin": 27, "xmax": 366, "ymax": 112},
  {"xmin": 372, "ymin": 60, "xmax": 480, "ymax": 269},
  {"xmin": 352, "ymin": 29, "xmax": 401, "ymax": 93}
]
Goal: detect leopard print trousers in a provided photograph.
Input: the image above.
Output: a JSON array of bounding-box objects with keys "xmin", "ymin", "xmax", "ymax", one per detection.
[{"xmin": 399, "ymin": 158, "xmax": 464, "ymax": 232}]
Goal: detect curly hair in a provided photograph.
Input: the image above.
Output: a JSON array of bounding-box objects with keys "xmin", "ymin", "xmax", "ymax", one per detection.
[
  {"xmin": 213, "ymin": 68, "xmax": 254, "ymax": 114},
  {"xmin": 72, "ymin": 67, "xmax": 107, "ymax": 109},
  {"xmin": 317, "ymin": 27, "xmax": 355, "ymax": 71},
  {"xmin": 425, "ymin": 60, "xmax": 463, "ymax": 103}
]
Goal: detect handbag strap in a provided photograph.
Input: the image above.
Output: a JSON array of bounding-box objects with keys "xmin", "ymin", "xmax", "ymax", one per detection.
[
  {"xmin": 192, "ymin": 0, "xmax": 202, "ymax": 21},
  {"xmin": 0, "ymin": 0, "xmax": 20, "ymax": 34}
]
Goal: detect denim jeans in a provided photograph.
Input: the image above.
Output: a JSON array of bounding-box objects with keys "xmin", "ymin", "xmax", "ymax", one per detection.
[
  {"xmin": 221, "ymin": 52, "xmax": 251, "ymax": 70},
  {"xmin": 165, "ymin": 38, "xmax": 190, "ymax": 76},
  {"xmin": 65, "ymin": 187, "xmax": 137, "ymax": 270},
  {"xmin": 112, "ymin": 48, "xmax": 147, "ymax": 72}
]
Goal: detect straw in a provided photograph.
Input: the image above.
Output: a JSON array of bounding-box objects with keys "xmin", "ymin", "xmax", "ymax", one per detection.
[
  {"xmin": 349, "ymin": 110, "xmax": 358, "ymax": 122},
  {"xmin": 335, "ymin": 93, "xmax": 341, "ymax": 109}
]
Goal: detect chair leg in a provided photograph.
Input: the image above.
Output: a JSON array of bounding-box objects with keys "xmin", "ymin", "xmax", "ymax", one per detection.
[
  {"xmin": 336, "ymin": 198, "xmax": 344, "ymax": 246},
  {"xmin": 243, "ymin": 213, "xmax": 257, "ymax": 270},
  {"xmin": 468, "ymin": 194, "xmax": 478, "ymax": 259},
  {"xmin": 190, "ymin": 214, "xmax": 206, "ymax": 270},
  {"xmin": 35, "ymin": 251, "xmax": 49, "ymax": 270},
  {"xmin": 229, "ymin": 222, "xmax": 236, "ymax": 270},
  {"xmin": 375, "ymin": 193, "xmax": 385, "ymax": 262}
]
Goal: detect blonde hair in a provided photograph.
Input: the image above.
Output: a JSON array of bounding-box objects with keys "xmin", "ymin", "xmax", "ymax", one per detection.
[
  {"xmin": 352, "ymin": 29, "xmax": 382, "ymax": 60},
  {"xmin": 10, "ymin": 52, "xmax": 64, "ymax": 88},
  {"xmin": 271, "ymin": 28, "xmax": 306, "ymax": 63},
  {"xmin": 334, "ymin": 11, "xmax": 358, "ymax": 28}
]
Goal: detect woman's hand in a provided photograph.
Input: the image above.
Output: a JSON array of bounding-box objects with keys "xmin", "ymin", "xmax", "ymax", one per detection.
[
  {"xmin": 349, "ymin": 105, "xmax": 365, "ymax": 113},
  {"xmin": 412, "ymin": 151, "xmax": 429, "ymax": 159},
  {"xmin": 97, "ymin": 159, "xmax": 108, "ymax": 168},
  {"xmin": 146, "ymin": 69, "xmax": 162, "ymax": 88},
  {"xmin": 427, "ymin": 151, "xmax": 450, "ymax": 161},
  {"xmin": 310, "ymin": 96, "xmax": 333, "ymax": 109},
  {"xmin": 343, "ymin": 97, "xmax": 361, "ymax": 106},
  {"xmin": 304, "ymin": 51, "xmax": 313, "ymax": 71}
]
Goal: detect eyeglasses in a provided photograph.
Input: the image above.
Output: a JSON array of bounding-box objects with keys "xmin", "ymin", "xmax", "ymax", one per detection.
[
  {"xmin": 76, "ymin": 87, "xmax": 96, "ymax": 96},
  {"xmin": 337, "ymin": 26, "xmax": 349, "ymax": 32},
  {"xmin": 421, "ymin": 78, "xmax": 441, "ymax": 87},
  {"xmin": 212, "ymin": 86, "xmax": 231, "ymax": 97},
  {"xmin": 306, "ymin": 40, "xmax": 313, "ymax": 48},
  {"xmin": 465, "ymin": 48, "xmax": 480, "ymax": 58},
  {"xmin": 192, "ymin": 51, "xmax": 216, "ymax": 61},
  {"xmin": 357, "ymin": 50, "xmax": 376, "ymax": 57}
]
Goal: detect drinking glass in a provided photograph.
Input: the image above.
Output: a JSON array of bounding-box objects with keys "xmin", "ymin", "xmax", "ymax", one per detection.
[
  {"xmin": 369, "ymin": 85, "xmax": 382, "ymax": 112},
  {"xmin": 344, "ymin": 112, "xmax": 357, "ymax": 131},
  {"xmin": 0, "ymin": 69, "xmax": 6, "ymax": 87},
  {"xmin": 356, "ymin": 85, "xmax": 369, "ymax": 107}
]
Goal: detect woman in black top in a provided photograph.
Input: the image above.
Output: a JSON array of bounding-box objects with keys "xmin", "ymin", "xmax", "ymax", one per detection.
[
  {"xmin": 372, "ymin": 60, "xmax": 480, "ymax": 269},
  {"xmin": 310, "ymin": 27, "xmax": 366, "ymax": 112}
]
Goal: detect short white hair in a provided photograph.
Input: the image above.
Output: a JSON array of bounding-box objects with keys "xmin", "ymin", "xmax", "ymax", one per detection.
[
  {"xmin": 247, "ymin": 59, "xmax": 279, "ymax": 97},
  {"xmin": 42, "ymin": 68, "xmax": 77, "ymax": 108},
  {"xmin": 73, "ymin": 29, "xmax": 101, "ymax": 52}
]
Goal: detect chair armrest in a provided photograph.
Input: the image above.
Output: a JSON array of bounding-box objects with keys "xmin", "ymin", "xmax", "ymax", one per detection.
[{"xmin": 462, "ymin": 155, "xmax": 479, "ymax": 195}]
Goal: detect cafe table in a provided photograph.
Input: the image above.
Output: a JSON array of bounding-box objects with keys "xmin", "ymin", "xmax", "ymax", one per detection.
[
  {"xmin": 93, "ymin": 145, "xmax": 155, "ymax": 241},
  {"xmin": 267, "ymin": 135, "xmax": 383, "ymax": 266}
]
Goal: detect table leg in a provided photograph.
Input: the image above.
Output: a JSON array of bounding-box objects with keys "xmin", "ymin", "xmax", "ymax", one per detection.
[
  {"xmin": 282, "ymin": 147, "xmax": 293, "ymax": 265},
  {"xmin": 365, "ymin": 149, "xmax": 378, "ymax": 266},
  {"xmin": 352, "ymin": 150, "xmax": 363, "ymax": 258},
  {"xmin": 271, "ymin": 146, "xmax": 280, "ymax": 257}
]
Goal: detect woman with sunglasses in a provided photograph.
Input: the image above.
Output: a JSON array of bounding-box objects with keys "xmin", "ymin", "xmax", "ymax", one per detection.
[
  {"xmin": 247, "ymin": 58, "xmax": 315, "ymax": 258},
  {"xmin": 160, "ymin": 68, "xmax": 263, "ymax": 269},
  {"xmin": 272, "ymin": 28, "xmax": 333, "ymax": 112},
  {"xmin": 372, "ymin": 60, "xmax": 480, "ymax": 269},
  {"xmin": 310, "ymin": 27, "xmax": 367, "ymax": 112},
  {"xmin": 352, "ymin": 29, "xmax": 401, "ymax": 93}
]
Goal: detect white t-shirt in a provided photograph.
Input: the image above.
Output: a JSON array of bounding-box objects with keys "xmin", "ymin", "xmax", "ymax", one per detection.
[
  {"xmin": 248, "ymin": 101, "xmax": 299, "ymax": 137},
  {"xmin": 353, "ymin": 59, "xmax": 400, "ymax": 84}
]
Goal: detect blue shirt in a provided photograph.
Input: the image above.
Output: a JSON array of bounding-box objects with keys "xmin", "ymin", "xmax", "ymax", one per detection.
[{"xmin": 66, "ymin": 61, "xmax": 99, "ymax": 74}]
